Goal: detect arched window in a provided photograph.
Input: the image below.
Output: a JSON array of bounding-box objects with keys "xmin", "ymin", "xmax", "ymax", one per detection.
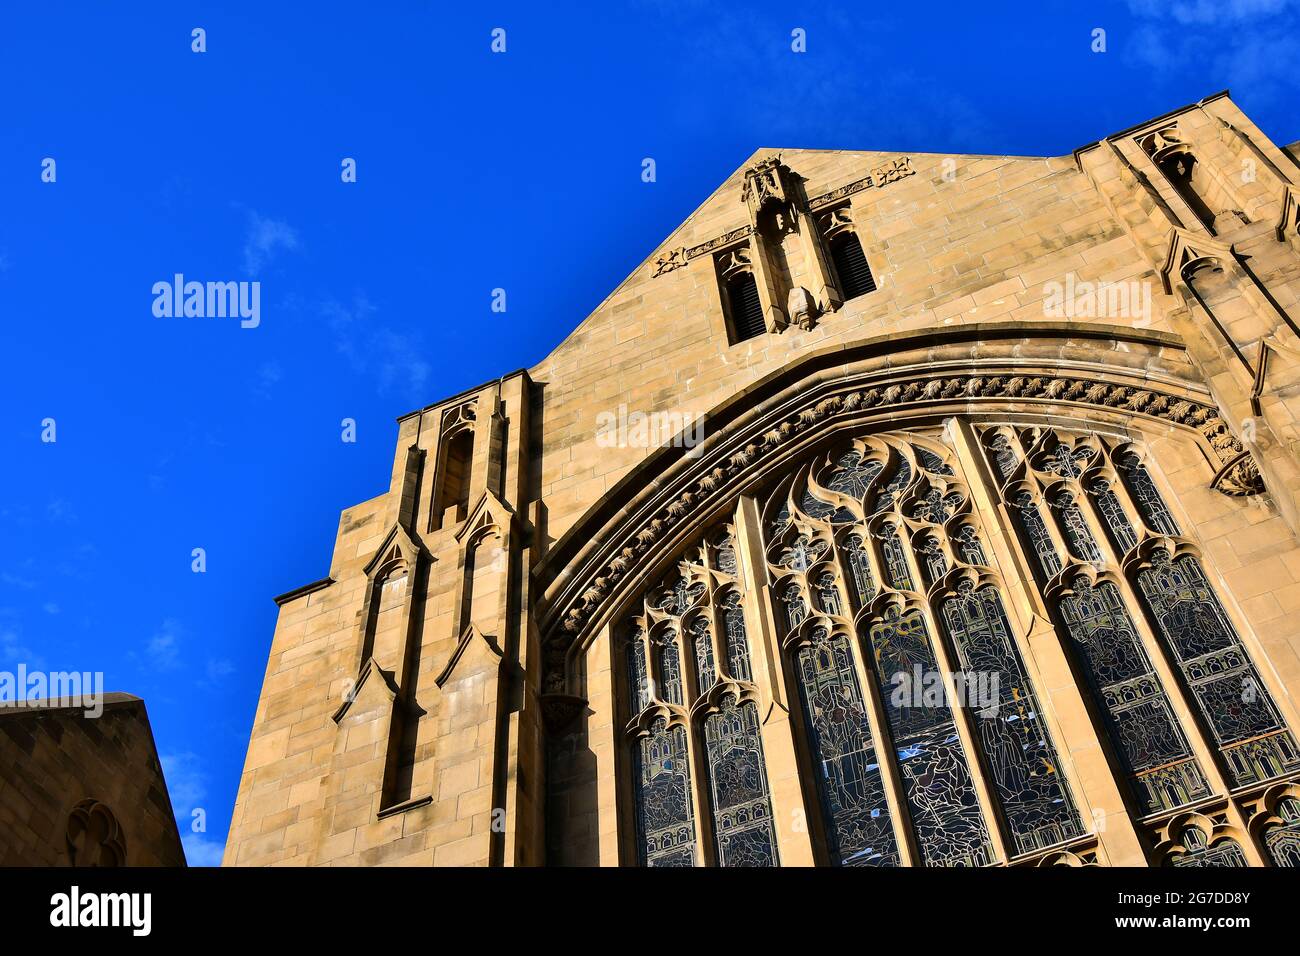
[
  {"xmin": 762, "ymin": 435, "xmax": 1082, "ymax": 864},
  {"xmin": 1263, "ymin": 795, "xmax": 1300, "ymax": 867},
  {"xmin": 724, "ymin": 270, "xmax": 767, "ymax": 343},
  {"xmin": 829, "ymin": 231, "xmax": 876, "ymax": 300},
  {"xmin": 434, "ymin": 428, "xmax": 473, "ymax": 529},
  {"xmin": 986, "ymin": 428, "xmax": 1300, "ymax": 815},
  {"xmin": 620, "ymin": 523, "xmax": 778, "ymax": 866}
]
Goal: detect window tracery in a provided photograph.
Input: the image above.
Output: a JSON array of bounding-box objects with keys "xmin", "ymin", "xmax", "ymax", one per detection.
[
  {"xmin": 761, "ymin": 433, "xmax": 1081, "ymax": 864},
  {"xmin": 620, "ymin": 522, "xmax": 778, "ymax": 866}
]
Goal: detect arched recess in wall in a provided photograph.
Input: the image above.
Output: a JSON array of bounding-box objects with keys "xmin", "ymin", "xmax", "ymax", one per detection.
[{"xmin": 536, "ymin": 324, "xmax": 1300, "ymax": 866}]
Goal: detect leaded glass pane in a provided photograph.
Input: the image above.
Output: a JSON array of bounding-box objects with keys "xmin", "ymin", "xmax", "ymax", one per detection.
[
  {"xmin": 778, "ymin": 534, "xmax": 828, "ymax": 571},
  {"xmin": 800, "ymin": 487, "xmax": 837, "ymax": 522},
  {"xmin": 941, "ymin": 583, "xmax": 1083, "ymax": 855},
  {"xmin": 703, "ymin": 697, "xmax": 779, "ymax": 866},
  {"xmin": 778, "ymin": 582, "xmax": 807, "ymax": 632},
  {"xmin": 794, "ymin": 627, "xmax": 899, "ymax": 866},
  {"xmin": 1137, "ymin": 553, "xmax": 1300, "ymax": 786},
  {"xmin": 711, "ymin": 529, "xmax": 738, "ymax": 575},
  {"xmin": 955, "ymin": 525, "xmax": 987, "ymax": 566},
  {"xmin": 989, "ymin": 433, "xmax": 1019, "ymax": 481},
  {"xmin": 626, "ymin": 625, "xmax": 651, "ymax": 714},
  {"xmin": 1042, "ymin": 443, "xmax": 1092, "ymax": 479},
  {"xmin": 1168, "ymin": 829, "xmax": 1248, "ymax": 868},
  {"xmin": 653, "ymin": 633, "xmax": 684, "ymax": 705},
  {"xmin": 721, "ymin": 591, "xmax": 752, "ymax": 681},
  {"xmin": 1013, "ymin": 492, "xmax": 1062, "ymax": 580},
  {"xmin": 866, "ymin": 607, "xmax": 994, "ymax": 866},
  {"xmin": 872, "ymin": 457, "xmax": 912, "ymax": 514},
  {"xmin": 813, "ymin": 571, "xmax": 843, "ymax": 617},
  {"xmin": 827, "ymin": 449, "xmax": 883, "ymax": 501},
  {"xmin": 1089, "ymin": 478, "xmax": 1137, "ymax": 554},
  {"xmin": 918, "ymin": 535, "xmax": 947, "ymax": 587},
  {"xmin": 1058, "ymin": 577, "xmax": 1210, "ymax": 813},
  {"xmin": 689, "ymin": 616, "xmax": 716, "ymax": 692},
  {"xmin": 635, "ymin": 719, "xmax": 696, "ymax": 866},
  {"xmin": 841, "ymin": 534, "xmax": 877, "ymax": 607},
  {"xmin": 1264, "ymin": 796, "xmax": 1300, "ymax": 867},
  {"xmin": 1119, "ymin": 453, "xmax": 1179, "ymax": 536},
  {"xmin": 876, "ymin": 524, "xmax": 915, "ymax": 591},
  {"xmin": 915, "ymin": 446, "xmax": 955, "ymax": 475},
  {"xmin": 1053, "ymin": 491, "xmax": 1102, "ymax": 564}
]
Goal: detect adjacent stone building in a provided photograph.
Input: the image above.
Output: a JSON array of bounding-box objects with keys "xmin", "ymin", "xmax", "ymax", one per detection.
[
  {"xmin": 0, "ymin": 694, "xmax": 186, "ymax": 866},
  {"xmin": 226, "ymin": 91, "xmax": 1300, "ymax": 867}
]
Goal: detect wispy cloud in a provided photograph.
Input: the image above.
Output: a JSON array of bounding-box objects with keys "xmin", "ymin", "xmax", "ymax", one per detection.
[
  {"xmin": 242, "ymin": 210, "xmax": 300, "ymax": 274},
  {"xmin": 144, "ymin": 618, "xmax": 183, "ymax": 671},
  {"xmin": 1127, "ymin": 0, "xmax": 1295, "ymax": 24},
  {"xmin": 160, "ymin": 752, "xmax": 226, "ymax": 867},
  {"xmin": 322, "ymin": 294, "xmax": 431, "ymax": 402}
]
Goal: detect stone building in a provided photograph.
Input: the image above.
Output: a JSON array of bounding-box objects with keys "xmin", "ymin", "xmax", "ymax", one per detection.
[
  {"xmin": 225, "ymin": 91, "xmax": 1300, "ymax": 867},
  {"xmin": 0, "ymin": 694, "xmax": 186, "ymax": 866}
]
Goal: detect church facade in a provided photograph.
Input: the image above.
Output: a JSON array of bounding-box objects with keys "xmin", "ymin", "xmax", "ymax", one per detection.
[{"xmin": 225, "ymin": 92, "xmax": 1300, "ymax": 867}]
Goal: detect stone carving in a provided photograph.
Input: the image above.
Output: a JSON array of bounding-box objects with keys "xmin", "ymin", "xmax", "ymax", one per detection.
[
  {"xmin": 1212, "ymin": 449, "xmax": 1266, "ymax": 496},
  {"xmin": 650, "ymin": 156, "xmax": 915, "ymax": 279},
  {"xmin": 807, "ymin": 156, "xmax": 916, "ymax": 211},
  {"xmin": 786, "ymin": 286, "xmax": 818, "ymax": 330},
  {"xmin": 65, "ymin": 799, "xmax": 126, "ymax": 867},
  {"xmin": 541, "ymin": 371, "xmax": 1252, "ymax": 692}
]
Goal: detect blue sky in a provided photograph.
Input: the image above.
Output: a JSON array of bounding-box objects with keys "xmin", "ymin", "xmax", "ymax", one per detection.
[{"xmin": 1, "ymin": 2, "xmax": 1296, "ymax": 866}]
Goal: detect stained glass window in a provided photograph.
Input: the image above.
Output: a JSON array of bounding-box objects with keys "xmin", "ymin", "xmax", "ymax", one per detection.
[
  {"xmin": 941, "ymin": 583, "xmax": 1083, "ymax": 854},
  {"xmin": 721, "ymin": 591, "xmax": 752, "ymax": 682},
  {"xmin": 988, "ymin": 433, "xmax": 1019, "ymax": 481},
  {"xmin": 1118, "ymin": 453, "xmax": 1179, "ymax": 536},
  {"xmin": 1264, "ymin": 796, "xmax": 1300, "ymax": 867},
  {"xmin": 626, "ymin": 624, "xmax": 651, "ymax": 713},
  {"xmin": 876, "ymin": 523, "xmax": 915, "ymax": 591},
  {"xmin": 918, "ymin": 535, "xmax": 948, "ymax": 586},
  {"xmin": 1137, "ymin": 553, "xmax": 1300, "ymax": 786},
  {"xmin": 1058, "ymin": 576, "xmax": 1211, "ymax": 814},
  {"xmin": 955, "ymin": 525, "xmax": 987, "ymax": 566},
  {"xmin": 866, "ymin": 606, "xmax": 994, "ymax": 866},
  {"xmin": 841, "ymin": 534, "xmax": 876, "ymax": 607},
  {"xmin": 703, "ymin": 696, "xmax": 779, "ymax": 866},
  {"xmin": 813, "ymin": 571, "xmax": 843, "ymax": 617},
  {"xmin": 1013, "ymin": 492, "xmax": 1062, "ymax": 580},
  {"xmin": 778, "ymin": 582, "xmax": 807, "ymax": 631},
  {"xmin": 624, "ymin": 521, "xmax": 777, "ymax": 867},
  {"xmin": 1088, "ymin": 478, "xmax": 1137, "ymax": 554},
  {"xmin": 1053, "ymin": 491, "xmax": 1103, "ymax": 564},
  {"xmin": 689, "ymin": 616, "xmax": 716, "ymax": 692},
  {"xmin": 1167, "ymin": 827, "xmax": 1248, "ymax": 868},
  {"xmin": 794, "ymin": 627, "xmax": 899, "ymax": 866},
  {"xmin": 634, "ymin": 719, "xmax": 697, "ymax": 866}
]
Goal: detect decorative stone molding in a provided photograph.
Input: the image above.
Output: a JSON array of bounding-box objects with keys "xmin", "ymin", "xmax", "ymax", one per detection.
[
  {"xmin": 541, "ymin": 371, "xmax": 1252, "ymax": 693},
  {"xmin": 65, "ymin": 799, "xmax": 126, "ymax": 867},
  {"xmin": 650, "ymin": 155, "xmax": 915, "ymax": 278},
  {"xmin": 539, "ymin": 693, "xmax": 588, "ymax": 734},
  {"xmin": 1211, "ymin": 449, "xmax": 1266, "ymax": 496}
]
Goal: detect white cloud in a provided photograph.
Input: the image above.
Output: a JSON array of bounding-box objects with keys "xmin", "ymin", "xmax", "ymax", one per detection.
[
  {"xmin": 1128, "ymin": 0, "xmax": 1294, "ymax": 24},
  {"xmin": 322, "ymin": 294, "xmax": 431, "ymax": 402},
  {"xmin": 161, "ymin": 752, "xmax": 227, "ymax": 867},
  {"xmin": 145, "ymin": 618, "xmax": 183, "ymax": 670},
  {"xmin": 242, "ymin": 210, "xmax": 300, "ymax": 274}
]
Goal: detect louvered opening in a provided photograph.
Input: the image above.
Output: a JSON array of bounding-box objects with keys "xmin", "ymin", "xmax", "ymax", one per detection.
[
  {"xmin": 830, "ymin": 232, "xmax": 876, "ymax": 301},
  {"xmin": 727, "ymin": 272, "xmax": 767, "ymax": 342}
]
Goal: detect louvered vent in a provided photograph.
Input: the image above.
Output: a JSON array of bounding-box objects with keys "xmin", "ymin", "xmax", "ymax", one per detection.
[
  {"xmin": 727, "ymin": 272, "xmax": 767, "ymax": 342},
  {"xmin": 830, "ymin": 232, "xmax": 876, "ymax": 300}
]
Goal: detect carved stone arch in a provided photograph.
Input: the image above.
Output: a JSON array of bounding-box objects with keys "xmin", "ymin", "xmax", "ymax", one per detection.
[
  {"xmin": 65, "ymin": 798, "xmax": 126, "ymax": 867},
  {"xmin": 539, "ymin": 327, "xmax": 1256, "ymax": 696},
  {"xmin": 1246, "ymin": 782, "xmax": 1300, "ymax": 866},
  {"xmin": 1152, "ymin": 810, "xmax": 1250, "ymax": 866}
]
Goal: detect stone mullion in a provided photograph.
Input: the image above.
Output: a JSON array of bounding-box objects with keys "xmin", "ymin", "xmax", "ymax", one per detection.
[
  {"xmin": 948, "ymin": 418, "xmax": 1145, "ymax": 864},
  {"xmin": 853, "ymin": 510, "xmax": 923, "ymax": 866},
  {"xmin": 733, "ymin": 495, "xmax": 815, "ymax": 865}
]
